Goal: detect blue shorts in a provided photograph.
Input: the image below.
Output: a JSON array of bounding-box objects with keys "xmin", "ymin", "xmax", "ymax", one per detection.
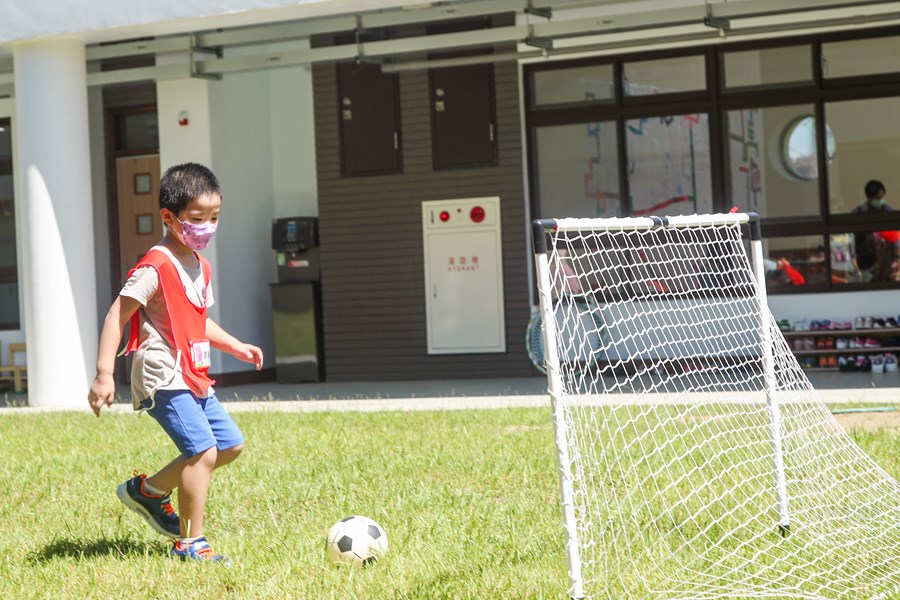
[{"xmin": 141, "ymin": 390, "xmax": 244, "ymax": 458}]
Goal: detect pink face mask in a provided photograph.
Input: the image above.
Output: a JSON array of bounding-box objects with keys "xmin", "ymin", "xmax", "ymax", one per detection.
[{"xmin": 177, "ymin": 218, "xmax": 218, "ymax": 250}]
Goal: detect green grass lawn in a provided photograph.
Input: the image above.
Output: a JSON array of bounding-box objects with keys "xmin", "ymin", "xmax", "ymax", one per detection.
[
  {"xmin": 1, "ymin": 406, "xmax": 899, "ymax": 599},
  {"xmin": 0, "ymin": 408, "xmax": 566, "ymax": 599}
]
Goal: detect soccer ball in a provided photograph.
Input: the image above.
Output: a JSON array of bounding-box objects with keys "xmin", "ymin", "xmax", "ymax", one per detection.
[{"xmin": 325, "ymin": 515, "xmax": 388, "ymax": 566}]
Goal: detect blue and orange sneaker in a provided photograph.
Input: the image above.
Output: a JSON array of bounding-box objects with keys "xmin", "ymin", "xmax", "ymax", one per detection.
[
  {"xmin": 116, "ymin": 473, "xmax": 180, "ymax": 538},
  {"xmin": 171, "ymin": 536, "xmax": 231, "ymax": 566}
]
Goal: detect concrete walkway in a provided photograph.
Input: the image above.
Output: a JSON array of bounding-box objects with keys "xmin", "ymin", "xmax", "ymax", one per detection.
[{"xmin": 1, "ymin": 370, "xmax": 898, "ymax": 414}]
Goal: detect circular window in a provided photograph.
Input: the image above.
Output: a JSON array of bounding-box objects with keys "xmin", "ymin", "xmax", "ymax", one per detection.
[{"xmin": 781, "ymin": 116, "xmax": 836, "ymax": 180}]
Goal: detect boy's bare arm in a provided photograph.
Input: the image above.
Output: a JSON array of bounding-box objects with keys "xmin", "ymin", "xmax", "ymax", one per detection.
[
  {"xmin": 87, "ymin": 295, "xmax": 141, "ymax": 417},
  {"xmin": 206, "ymin": 317, "xmax": 263, "ymax": 370}
]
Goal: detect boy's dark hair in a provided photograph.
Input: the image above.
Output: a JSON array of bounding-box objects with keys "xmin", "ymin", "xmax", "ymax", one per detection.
[
  {"xmin": 865, "ymin": 179, "xmax": 886, "ymax": 200},
  {"xmin": 159, "ymin": 162, "xmax": 222, "ymax": 214}
]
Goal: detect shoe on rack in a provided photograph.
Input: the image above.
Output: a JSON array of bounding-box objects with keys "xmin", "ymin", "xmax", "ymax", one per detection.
[
  {"xmin": 854, "ymin": 316, "xmax": 865, "ymax": 329},
  {"xmin": 835, "ymin": 337, "xmax": 848, "ymax": 350},
  {"xmin": 793, "ymin": 338, "xmax": 805, "ymax": 351},
  {"xmin": 887, "ymin": 317, "xmax": 899, "ymax": 328},
  {"xmin": 793, "ymin": 319, "xmax": 809, "ymax": 331},
  {"xmin": 777, "ymin": 319, "xmax": 792, "ymax": 332},
  {"xmin": 872, "ymin": 355, "xmax": 885, "ymax": 373},
  {"xmin": 885, "ymin": 353, "xmax": 898, "ymax": 373},
  {"xmin": 864, "ymin": 337, "xmax": 883, "ymax": 348},
  {"xmin": 171, "ymin": 537, "xmax": 231, "ymax": 566},
  {"xmin": 875, "ymin": 318, "xmax": 886, "ymax": 328},
  {"xmin": 116, "ymin": 473, "xmax": 180, "ymax": 538},
  {"xmin": 832, "ymin": 321, "xmax": 852, "ymax": 330},
  {"xmin": 827, "ymin": 355, "xmax": 838, "ymax": 369},
  {"xmin": 864, "ymin": 316, "xmax": 875, "ymax": 329},
  {"xmin": 838, "ymin": 356, "xmax": 853, "ymax": 372},
  {"xmin": 856, "ymin": 355, "xmax": 871, "ymax": 371},
  {"xmin": 816, "ymin": 338, "xmax": 826, "ymax": 350}
]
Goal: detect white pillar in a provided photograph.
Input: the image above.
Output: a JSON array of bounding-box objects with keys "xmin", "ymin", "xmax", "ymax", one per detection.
[{"xmin": 13, "ymin": 39, "xmax": 97, "ymax": 408}]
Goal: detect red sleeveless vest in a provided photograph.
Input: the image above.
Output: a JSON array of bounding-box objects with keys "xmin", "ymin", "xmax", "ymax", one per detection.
[{"xmin": 124, "ymin": 247, "xmax": 215, "ymax": 396}]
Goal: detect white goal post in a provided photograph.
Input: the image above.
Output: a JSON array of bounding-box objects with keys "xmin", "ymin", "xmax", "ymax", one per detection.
[{"xmin": 531, "ymin": 213, "xmax": 900, "ymax": 600}]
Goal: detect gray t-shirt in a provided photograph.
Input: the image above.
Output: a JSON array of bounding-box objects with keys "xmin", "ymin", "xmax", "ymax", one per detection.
[{"xmin": 119, "ymin": 246, "xmax": 215, "ymax": 409}]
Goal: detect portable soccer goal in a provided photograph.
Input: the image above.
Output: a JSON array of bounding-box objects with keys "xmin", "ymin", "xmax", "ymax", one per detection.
[{"xmin": 531, "ymin": 213, "xmax": 900, "ymax": 600}]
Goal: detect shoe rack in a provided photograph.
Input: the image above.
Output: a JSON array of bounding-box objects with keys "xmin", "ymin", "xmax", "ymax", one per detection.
[{"xmin": 779, "ymin": 318, "xmax": 900, "ymax": 372}]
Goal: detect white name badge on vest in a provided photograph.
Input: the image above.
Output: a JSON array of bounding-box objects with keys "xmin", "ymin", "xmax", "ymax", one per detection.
[{"xmin": 190, "ymin": 339, "xmax": 212, "ymax": 370}]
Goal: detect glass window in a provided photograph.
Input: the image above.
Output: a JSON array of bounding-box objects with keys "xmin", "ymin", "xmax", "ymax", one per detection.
[
  {"xmin": 726, "ymin": 106, "xmax": 823, "ymax": 218},
  {"xmin": 625, "ymin": 113, "xmax": 712, "ymax": 217},
  {"xmin": 822, "ymin": 35, "xmax": 900, "ymax": 79},
  {"xmin": 781, "ymin": 116, "xmax": 836, "ymax": 181},
  {"xmin": 535, "ymin": 122, "xmax": 621, "ymax": 218},
  {"xmin": 825, "ymin": 96, "xmax": 900, "ymax": 215},
  {"xmin": 115, "ymin": 112, "xmax": 159, "ymax": 152},
  {"xmin": 532, "ymin": 64, "xmax": 615, "ymax": 106},
  {"xmin": 0, "ymin": 118, "xmax": 19, "ymax": 330},
  {"xmin": 723, "ymin": 45, "xmax": 812, "ymax": 89},
  {"xmin": 830, "ymin": 230, "xmax": 900, "ymax": 285},
  {"xmin": 764, "ymin": 236, "xmax": 827, "ymax": 289},
  {"xmin": 623, "ymin": 55, "xmax": 706, "ymax": 96}
]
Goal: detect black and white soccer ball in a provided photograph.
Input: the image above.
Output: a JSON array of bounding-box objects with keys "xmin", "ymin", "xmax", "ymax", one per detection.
[{"xmin": 325, "ymin": 515, "xmax": 388, "ymax": 566}]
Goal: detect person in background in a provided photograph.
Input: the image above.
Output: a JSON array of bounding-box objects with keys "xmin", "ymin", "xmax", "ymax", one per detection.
[
  {"xmin": 852, "ymin": 180, "xmax": 895, "ymax": 282},
  {"xmin": 853, "ymin": 180, "xmax": 889, "ymax": 213}
]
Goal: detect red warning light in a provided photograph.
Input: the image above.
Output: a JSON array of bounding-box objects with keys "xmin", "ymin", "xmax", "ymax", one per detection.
[
  {"xmin": 439, "ymin": 210, "xmax": 451, "ymax": 222},
  {"xmin": 470, "ymin": 206, "xmax": 485, "ymax": 223}
]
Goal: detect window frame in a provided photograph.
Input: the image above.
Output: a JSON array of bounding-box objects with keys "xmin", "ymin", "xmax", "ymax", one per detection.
[
  {"xmin": 524, "ymin": 25, "xmax": 900, "ymax": 294},
  {"xmin": 0, "ymin": 116, "xmax": 19, "ymax": 330}
]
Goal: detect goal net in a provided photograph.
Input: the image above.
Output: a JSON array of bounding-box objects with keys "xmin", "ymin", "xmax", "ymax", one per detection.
[{"xmin": 532, "ymin": 213, "xmax": 900, "ymax": 600}]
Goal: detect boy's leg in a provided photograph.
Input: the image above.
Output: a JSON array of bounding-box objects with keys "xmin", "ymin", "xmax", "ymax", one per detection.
[
  {"xmin": 146, "ymin": 445, "xmax": 242, "ymax": 537},
  {"xmin": 142, "ymin": 391, "xmax": 244, "ymax": 538},
  {"xmin": 132, "ymin": 390, "xmax": 218, "ymax": 538},
  {"xmin": 147, "ymin": 442, "xmax": 244, "ymax": 492},
  {"xmin": 178, "ymin": 446, "xmax": 217, "ymax": 537}
]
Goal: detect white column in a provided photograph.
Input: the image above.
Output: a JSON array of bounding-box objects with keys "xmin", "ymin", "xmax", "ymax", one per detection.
[{"xmin": 13, "ymin": 39, "xmax": 97, "ymax": 408}]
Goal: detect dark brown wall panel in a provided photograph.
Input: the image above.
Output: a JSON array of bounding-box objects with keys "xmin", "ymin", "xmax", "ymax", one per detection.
[{"xmin": 313, "ymin": 58, "xmax": 533, "ymax": 382}]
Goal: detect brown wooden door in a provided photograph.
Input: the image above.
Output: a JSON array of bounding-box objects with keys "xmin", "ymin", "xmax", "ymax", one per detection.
[{"xmin": 116, "ymin": 155, "xmax": 161, "ymax": 284}]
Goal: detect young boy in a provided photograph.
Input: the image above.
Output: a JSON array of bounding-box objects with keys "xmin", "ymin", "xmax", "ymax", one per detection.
[{"xmin": 87, "ymin": 162, "xmax": 263, "ymax": 565}]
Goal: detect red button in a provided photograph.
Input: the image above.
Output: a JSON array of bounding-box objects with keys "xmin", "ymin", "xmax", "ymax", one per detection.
[
  {"xmin": 439, "ymin": 210, "xmax": 450, "ymax": 222},
  {"xmin": 470, "ymin": 206, "xmax": 485, "ymax": 223}
]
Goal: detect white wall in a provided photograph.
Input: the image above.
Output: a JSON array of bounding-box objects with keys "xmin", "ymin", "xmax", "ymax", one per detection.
[
  {"xmin": 88, "ymin": 85, "xmax": 111, "ymax": 322},
  {"xmin": 154, "ymin": 44, "xmax": 318, "ymax": 375},
  {"xmin": 208, "ymin": 61, "xmax": 276, "ymax": 374},
  {"xmin": 270, "ymin": 41, "xmax": 318, "ymax": 218},
  {"xmin": 157, "ymin": 75, "xmax": 226, "ymax": 374}
]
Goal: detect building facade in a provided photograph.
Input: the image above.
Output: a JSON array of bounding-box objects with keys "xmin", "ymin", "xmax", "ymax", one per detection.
[{"xmin": 1, "ymin": 0, "xmax": 899, "ymax": 407}]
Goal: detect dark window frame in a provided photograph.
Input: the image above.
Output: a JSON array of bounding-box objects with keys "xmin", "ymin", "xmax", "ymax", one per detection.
[
  {"xmin": 0, "ymin": 116, "xmax": 18, "ymax": 330},
  {"xmin": 524, "ymin": 25, "xmax": 900, "ymax": 295}
]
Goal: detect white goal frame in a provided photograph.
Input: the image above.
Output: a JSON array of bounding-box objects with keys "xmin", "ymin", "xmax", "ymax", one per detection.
[{"xmin": 531, "ymin": 212, "xmax": 787, "ymax": 600}]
